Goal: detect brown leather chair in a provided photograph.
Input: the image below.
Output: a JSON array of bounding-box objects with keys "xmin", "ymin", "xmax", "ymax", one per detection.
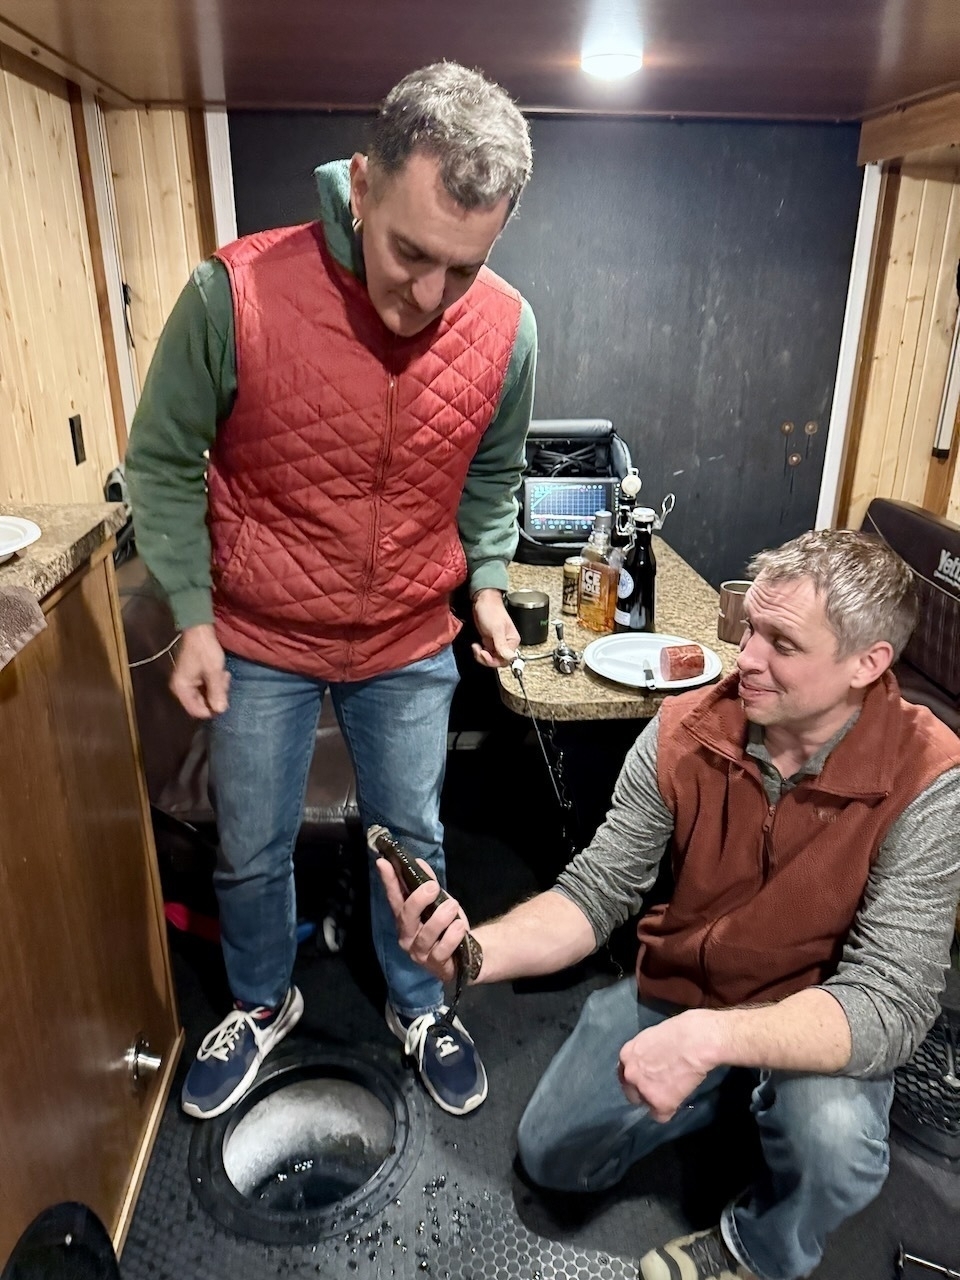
[
  {"xmin": 118, "ymin": 558, "xmax": 361, "ymax": 847},
  {"xmin": 861, "ymin": 498, "xmax": 960, "ymax": 737}
]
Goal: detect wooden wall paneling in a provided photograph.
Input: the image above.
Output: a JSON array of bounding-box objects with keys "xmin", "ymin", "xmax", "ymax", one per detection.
[
  {"xmin": 13, "ymin": 53, "xmax": 94, "ymax": 499},
  {"xmin": 883, "ymin": 175, "xmax": 953, "ymax": 503},
  {"xmin": 859, "ymin": 91, "xmax": 960, "ymax": 166},
  {"xmin": 871, "ymin": 175, "xmax": 942, "ymax": 503},
  {"xmin": 839, "ymin": 158, "xmax": 960, "ymax": 528},
  {"xmin": 835, "ymin": 169, "xmax": 900, "ymax": 529},
  {"xmin": 171, "ymin": 110, "xmax": 206, "ymax": 274},
  {"xmin": 948, "ymin": 431, "xmax": 960, "ymax": 522},
  {"xmin": 845, "ymin": 169, "xmax": 922, "ymax": 527},
  {"xmin": 908, "ymin": 178, "xmax": 960, "ymax": 509},
  {"xmin": 27, "ymin": 59, "xmax": 119, "ymax": 499},
  {"xmin": 924, "ymin": 391, "xmax": 960, "ymax": 516},
  {"xmin": 69, "ymin": 84, "xmax": 131, "ymax": 459},
  {"xmin": 0, "ymin": 47, "xmax": 64, "ymax": 500},
  {"xmin": 138, "ymin": 110, "xmax": 196, "ymax": 323},
  {"xmin": 0, "ymin": 61, "xmax": 40, "ymax": 502},
  {"xmin": 104, "ymin": 110, "xmax": 160, "ymax": 396},
  {"xmin": 186, "ymin": 109, "xmax": 219, "ymax": 259},
  {"xmin": 0, "ymin": 44, "xmax": 119, "ymax": 503},
  {"xmin": 103, "ymin": 106, "xmax": 208, "ymax": 393}
]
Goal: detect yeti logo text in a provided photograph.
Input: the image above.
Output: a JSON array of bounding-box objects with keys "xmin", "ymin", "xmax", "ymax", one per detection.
[{"xmin": 933, "ymin": 548, "xmax": 960, "ymax": 590}]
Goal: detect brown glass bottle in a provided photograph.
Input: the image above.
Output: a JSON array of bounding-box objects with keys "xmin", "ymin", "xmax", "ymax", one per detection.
[
  {"xmin": 577, "ymin": 510, "xmax": 619, "ymax": 634},
  {"xmin": 614, "ymin": 507, "xmax": 657, "ymax": 633}
]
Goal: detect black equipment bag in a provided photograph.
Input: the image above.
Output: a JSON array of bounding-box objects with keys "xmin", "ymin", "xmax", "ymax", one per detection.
[{"xmin": 515, "ymin": 419, "xmax": 634, "ymax": 566}]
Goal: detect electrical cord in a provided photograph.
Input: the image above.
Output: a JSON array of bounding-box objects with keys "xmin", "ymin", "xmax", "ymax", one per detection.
[{"xmin": 128, "ymin": 633, "xmax": 181, "ymax": 668}]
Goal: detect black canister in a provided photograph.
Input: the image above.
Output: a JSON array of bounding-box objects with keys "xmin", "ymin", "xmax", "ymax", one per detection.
[{"xmin": 506, "ymin": 589, "xmax": 550, "ymax": 646}]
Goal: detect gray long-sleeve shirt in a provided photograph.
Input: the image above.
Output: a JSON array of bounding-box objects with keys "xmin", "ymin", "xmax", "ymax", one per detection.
[{"xmin": 554, "ymin": 712, "xmax": 960, "ymax": 1077}]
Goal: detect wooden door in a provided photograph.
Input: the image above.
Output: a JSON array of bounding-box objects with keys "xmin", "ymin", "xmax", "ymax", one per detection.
[{"xmin": 0, "ymin": 549, "xmax": 181, "ymax": 1265}]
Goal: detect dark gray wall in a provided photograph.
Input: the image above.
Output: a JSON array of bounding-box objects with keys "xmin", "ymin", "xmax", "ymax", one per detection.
[{"xmin": 229, "ymin": 111, "xmax": 862, "ymax": 586}]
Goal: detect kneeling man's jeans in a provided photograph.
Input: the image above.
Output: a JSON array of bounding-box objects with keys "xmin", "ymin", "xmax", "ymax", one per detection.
[{"xmin": 517, "ymin": 978, "xmax": 893, "ymax": 1280}]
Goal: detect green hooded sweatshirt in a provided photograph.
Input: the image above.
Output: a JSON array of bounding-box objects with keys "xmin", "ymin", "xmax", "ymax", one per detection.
[{"xmin": 125, "ymin": 159, "xmax": 538, "ymax": 630}]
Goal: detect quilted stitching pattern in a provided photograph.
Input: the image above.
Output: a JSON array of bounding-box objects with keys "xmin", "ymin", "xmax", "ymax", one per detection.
[{"xmin": 209, "ymin": 224, "xmax": 522, "ymax": 680}]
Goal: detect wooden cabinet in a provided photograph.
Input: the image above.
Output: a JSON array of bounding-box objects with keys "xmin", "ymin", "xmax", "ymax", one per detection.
[{"xmin": 0, "ymin": 540, "xmax": 182, "ymax": 1266}]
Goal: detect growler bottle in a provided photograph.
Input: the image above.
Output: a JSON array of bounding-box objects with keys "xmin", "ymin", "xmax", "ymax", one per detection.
[{"xmin": 614, "ymin": 507, "xmax": 657, "ymax": 633}]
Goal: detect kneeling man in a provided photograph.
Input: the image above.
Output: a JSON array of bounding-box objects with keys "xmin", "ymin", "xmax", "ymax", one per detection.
[{"xmin": 380, "ymin": 529, "xmax": 960, "ymax": 1280}]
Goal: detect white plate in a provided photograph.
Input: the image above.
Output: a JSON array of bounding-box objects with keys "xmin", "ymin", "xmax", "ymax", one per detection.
[
  {"xmin": 0, "ymin": 516, "xmax": 42, "ymax": 565},
  {"xmin": 583, "ymin": 632, "xmax": 723, "ymax": 690}
]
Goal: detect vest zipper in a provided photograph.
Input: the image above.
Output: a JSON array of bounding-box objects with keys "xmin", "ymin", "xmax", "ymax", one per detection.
[
  {"xmin": 697, "ymin": 783, "xmax": 774, "ymax": 995},
  {"xmin": 353, "ymin": 367, "xmax": 398, "ymax": 672},
  {"xmin": 761, "ymin": 802, "xmax": 776, "ymax": 881}
]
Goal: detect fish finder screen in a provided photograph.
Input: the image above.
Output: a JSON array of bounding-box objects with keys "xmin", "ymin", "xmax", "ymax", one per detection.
[{"xmin": 523, "ymin": 477, "xmax": 616, "ymax": 540}]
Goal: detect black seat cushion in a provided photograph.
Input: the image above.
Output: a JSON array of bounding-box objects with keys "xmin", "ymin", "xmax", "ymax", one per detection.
[
  {"xmin": 118, "ymin": 559, "xmax": 360, "ymax": 844},
  {"xmin": 861, "ymin": 499, "xmax": 960, "ymax": 736}
]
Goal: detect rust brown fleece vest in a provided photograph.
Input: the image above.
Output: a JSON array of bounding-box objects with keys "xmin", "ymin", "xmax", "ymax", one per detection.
[
  {"xmin": 208, "ymin": 223, "xmax": 522, "ymax": 680},
  {"xmin": 637, "ymin": 671, "xmax": 960, "ymax": 1008}
]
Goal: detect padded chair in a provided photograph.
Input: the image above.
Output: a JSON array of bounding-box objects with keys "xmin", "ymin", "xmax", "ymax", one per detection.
[
  {"xmin": 117, "ymin": 558, "xmax": 361, "ymax": 855},
  {"xmin": 861, "ymin": 501, "xmax": 960, "ymax": 1167},
  {"xmin": 861, "ymin": 498, "xmax": 960, "ymax": 736}
]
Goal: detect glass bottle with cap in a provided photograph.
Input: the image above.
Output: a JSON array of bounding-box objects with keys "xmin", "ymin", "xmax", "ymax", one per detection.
[
  {"xmin": 614, "ymin": 506, "xmax": 657, "ymax": 633},
  {"xmin": 577, "ymin": 509, "xmax": 619, "ymax": 634}
]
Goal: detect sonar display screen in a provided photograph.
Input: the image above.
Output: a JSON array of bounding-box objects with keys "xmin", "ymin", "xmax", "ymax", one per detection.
[{"xmin": 523, "ymin": 477, "xmax": 616, "ymax": 540}]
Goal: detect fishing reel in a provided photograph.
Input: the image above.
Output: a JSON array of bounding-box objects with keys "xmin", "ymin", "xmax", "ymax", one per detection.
[{"xmin": 511, "ymin": 620, "xmax": 581, "ymax": 679}]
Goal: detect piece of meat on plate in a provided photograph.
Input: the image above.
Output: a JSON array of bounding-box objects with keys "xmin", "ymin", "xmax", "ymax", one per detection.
[{"xmin": 660, "ymin": 643, "xmax": 705, "ymax": 682}]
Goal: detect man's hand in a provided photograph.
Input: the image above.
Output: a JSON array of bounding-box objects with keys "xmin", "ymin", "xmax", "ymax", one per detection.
[
  {"xmin": 170, "ymin": 623, "xmax": 230, "ymax": 719},
  {"xmin": 376, "ymin": 856, "xmax": 471, "ymax": 985},
  {"xmin": 471, "ymin": 587, "xmax": 521, "ymax": 668},
  {"xmin": 618, "ymin": 1011, "xmax": 719, "ymax": 1122}
]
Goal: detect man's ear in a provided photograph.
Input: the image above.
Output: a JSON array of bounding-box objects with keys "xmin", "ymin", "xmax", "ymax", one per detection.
[
  {"xmin": 349, "ymin": 153, "xmax": 370, "ymax": 221},
  {"xmin": 849, "ymin": 639, "xmax": 895, "ymax": 689}
]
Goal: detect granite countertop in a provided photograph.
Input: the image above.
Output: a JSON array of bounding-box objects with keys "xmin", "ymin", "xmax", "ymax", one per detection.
[
  {"xmin": 0, "ymin": 502, "xmax": 129, "ymax": 602},
  {"xmin": 497, "ymin": 537, "xmax": 740, "ymax": 721}
]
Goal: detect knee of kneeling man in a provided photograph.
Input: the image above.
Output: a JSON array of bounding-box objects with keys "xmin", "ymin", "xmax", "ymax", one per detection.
[
  {"xmin": 516, "ymin": 1116, "xmax": 578, "ymax": 1192},
  {"xmin": 789, "ymin": 1092, "xmax": 889, "ymax": 1173}
]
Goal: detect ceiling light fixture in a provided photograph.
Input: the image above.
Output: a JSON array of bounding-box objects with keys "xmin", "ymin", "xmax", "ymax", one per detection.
[{"xmin": 580, "ymin": 51, "xmax": 643, "ymax": 79}]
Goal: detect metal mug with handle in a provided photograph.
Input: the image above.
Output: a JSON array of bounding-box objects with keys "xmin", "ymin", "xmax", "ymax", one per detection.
[{"xmin": 717, "ymin": 579, "xmax": 751, "ymax": 645}]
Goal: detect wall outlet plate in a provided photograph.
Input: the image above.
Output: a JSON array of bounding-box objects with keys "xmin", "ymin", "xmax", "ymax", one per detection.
[{"xmin": 69, "ymin": 413, "xmax": 86, "ymax": 465}]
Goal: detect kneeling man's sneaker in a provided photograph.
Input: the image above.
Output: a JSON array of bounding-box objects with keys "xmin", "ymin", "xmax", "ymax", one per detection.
[
  {"xmin": 639, "ymin": 1226, "xmax": 757, "ymax": 1280},
  {"xmin": 182, "ymin": 986, "xmax": 303, "ymax": 1119},
  {"xmin": 386, "ymin": 1004, "xmax": 488, "ymax": 1116}
]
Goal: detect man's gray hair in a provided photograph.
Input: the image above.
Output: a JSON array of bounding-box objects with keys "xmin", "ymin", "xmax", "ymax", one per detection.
[
  {"xmin": 368, "ymin": 62, "xmax": 533, "ymax": 214},
  {"xmin": 746, "ymin": 529, "xmax": 918, "ymax": 660}
]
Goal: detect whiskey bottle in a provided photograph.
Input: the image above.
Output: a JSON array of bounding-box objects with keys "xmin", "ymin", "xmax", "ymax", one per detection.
[{"xmin": 577, "ymin": 510, "xmax": 619, "ymax": 634}]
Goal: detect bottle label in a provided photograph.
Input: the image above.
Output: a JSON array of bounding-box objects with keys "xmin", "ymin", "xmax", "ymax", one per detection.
[
  {"xmin": 581, "ymin": 565, "xmax": 604, "ymax": 600},
  {"xmin": 617, "ymin": 569, "xmax": 634, "ymax": 600}
]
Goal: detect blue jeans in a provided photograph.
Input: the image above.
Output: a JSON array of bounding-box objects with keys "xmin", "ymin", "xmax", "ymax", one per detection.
[
  {"xmin": 207, "ymin": 647, "xmax": 459, "ymax": 1019},
  {"xmin": 517, "ymin": 978, "xmax": 894, "ymax": 1280}
]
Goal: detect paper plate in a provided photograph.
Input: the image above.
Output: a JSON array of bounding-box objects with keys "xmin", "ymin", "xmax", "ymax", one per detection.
[
  {"xmin": 582, "ymin": 631, "xmax": 723, "ymax": 690},
  {"xmin": 0, "ymin": 516, "xmax": 41, "ymax": 564}
]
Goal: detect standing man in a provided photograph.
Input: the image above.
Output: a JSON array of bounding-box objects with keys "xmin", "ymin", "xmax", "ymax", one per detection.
[
  {"xmin": 126, "ymin": 62, "xmax": 536, "ymax": 1121},
  {"xmin": 381, "ymin": 530, "xmax": 960, "ymax": 1280}
]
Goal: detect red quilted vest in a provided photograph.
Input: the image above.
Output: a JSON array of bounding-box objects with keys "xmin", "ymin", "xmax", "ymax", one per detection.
[
  {"xmin": 208, "ymin": 223, "xmax": 522, "ymax": 680},
  {"xmin": 637, "ymin": 671, "xmax": 960, "ymax": 1008}
]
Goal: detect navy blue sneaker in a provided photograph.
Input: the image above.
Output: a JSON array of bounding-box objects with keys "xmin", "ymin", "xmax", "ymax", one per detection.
[
  {"xmin": 182, "ymin": 986, "xmax": 303, "ymax": 1119},
  {"xmin": 386, "ymin": 1004, "xmax": 488, "ymax": 1116}
]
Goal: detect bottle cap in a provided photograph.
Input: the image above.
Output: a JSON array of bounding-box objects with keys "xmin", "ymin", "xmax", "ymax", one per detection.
[
  {"xmin": 593, "ymin": 509, "xmax": 613, "ymax": 529},
  {"xmin": 633, "ymin": 506, "xmax": 657, "ymax": 524},
  {"xmin": 619, "ymin": 470, "xmax": 642, "ymax": 499}
]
